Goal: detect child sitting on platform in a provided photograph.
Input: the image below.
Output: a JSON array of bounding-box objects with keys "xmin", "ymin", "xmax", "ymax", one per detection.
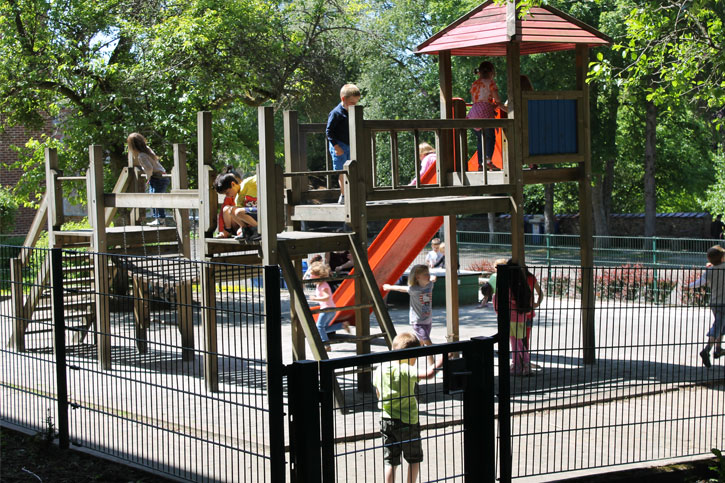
[
  {"xmin": 308, "ymin": 261, "xmax": 349, "ymax": 352},
  {"xmin": 213, "ymin": 166, "xmax": 260, "ymax": 242}
]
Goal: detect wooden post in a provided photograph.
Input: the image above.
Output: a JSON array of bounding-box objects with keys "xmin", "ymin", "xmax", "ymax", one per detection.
[
  {"xmin": 284, "ymin": 110, "xmax": 306, "ymax": 360},
  {"xmin": 444, "ymin": 216, "xmax": 460, "ymax": 343},
  {"xmin": 10, "ymin": 258, "xmax": 26, "ymax": 352},
  {"xmin": 45, "ymin": 148, "xmax": 63, "ymax": 248},
  {"xmin": 577, "ymin": 45, "xmax": 596, "ymax": 364},
  {"xmin": 201, "ymin": 264, "xmax": 219, "ymax": 391},
  {"xmin": 437, "ymin": 51, "xmax": 454, "ymax": 184},
  {"xmin": 259, "ymin": 106, "xmax": 280, "ymax": 266},
  {"xmin": 348, "ymin": 105, "xmax": 372, "ymax": 193},
  {"xmin": 88, "ymin": 145, "xmax": 111, "ymax": 369},
  {"xmin": 197, "ymin": 111, "xmax": 216, "ymax": 260},
  {"xmin": 176, "ymin": 280, "xmax": 194, "ymax": 362},
  {"xmin": 172, "ymin": 144, "xmax": 191, "ymax": 259},
  {"xmin": 506, "ymin": 41, "xmax": 525, "ymax": 264},
  {"xmin": 452, "ymin": 99, "xmax": 468, "ymax": 180}
]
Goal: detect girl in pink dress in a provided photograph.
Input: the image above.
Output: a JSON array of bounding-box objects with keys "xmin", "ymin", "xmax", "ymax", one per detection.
[{"xmin": 308, "ymin": 262, "xmax": 349, "ymax": 351}]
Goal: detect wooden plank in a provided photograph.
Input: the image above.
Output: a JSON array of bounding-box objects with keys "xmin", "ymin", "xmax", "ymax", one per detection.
[
  {"xmin": 444, "ymin": 216, "xmax": 459, "ymax": 343},
  {"xmin": 201, "ymin": 264, "xmax": 219, "ymax": 391},
  {"xmin": 284, "ymin": 111, "xmax": 306, "ymax": 206},
  {"xmin": 523, "ymin": 167, "xmax": 582, "ymax": 184},
  {"xmin": 173, "ymin": 144, "xmax": 191, "ymax": 259},
  {"xmin": 289, "ymin": 259, "xmax": 306, "ymax": 361},
  {"xmin": 523, "ymin": 153, "xmax": 585, "ymax": 165},
  {"xmin": 390, "ymin": 131, "xmax": 400, "ymax": 189},
  {"xmin": 207, "ymin": 253, "xmax": 263, "ymax": 265},
  {"xmin": 21, "ymin": 195, "xmax": 48, "ymax": 262},
  {"xmin": 367, "ymin": 184, "xmax": 514, "ymax": 201},
  {"xmin": 278, "ymin": 234, "xmax": 350, "ymax": 256},
  {"xmin": 277, "ymin": 243, "xmax": 329, "ymax": 361},
  {"xmin": 449, "ymin": 171, "xmax": 508, "ymax": 186},
  {"xmin": 366, "ymin": 196, "xmax": 511, "ymax": 220},
  {"xmin": 104, "ymin": 167, "xmax": 131, "ymax": 226},
  {"xmin": 363, "ymin": 118, "xmax": 513, "ymax": 131},
  {"xmin": 106, "ymin": 227, "xmax": 179, "ymax": 246},
  {"xmin": 103, "ymin": 191, "xmax": 200, "ymax": 209},
  {"xmin": 297, "ymin": 123, "xmax": 326, "ymax": 134},
  {"xmin": 197, "ymin": 112, "xmax": 216, "ymax": 241},
  {"xmin": 347, "ymin": 234, "xmax": 396, "ymax": 349},
  {"xmin": 344, "ymin": 160, "xmax": 361, "ymax": 226},
  {"xmin": 290, "ymin": 204, "xmax": 347, "ymax": 223}
]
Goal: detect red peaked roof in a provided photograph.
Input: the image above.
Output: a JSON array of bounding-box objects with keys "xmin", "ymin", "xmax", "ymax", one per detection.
[{"xmin": 415, "ymin": 1, "xmax": 611, "ymax": 56}]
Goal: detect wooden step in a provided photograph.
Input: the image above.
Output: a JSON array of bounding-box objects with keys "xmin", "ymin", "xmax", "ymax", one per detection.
[
  {"xmin": 326, "ymin": 332, "xmax": 387, "ymax": 345},
  {"xmin": 30, "ymin": 310, "xmax": 95, "ymax": 324},
  {"xmin": 311, "ymin": 303, "xmax": 372, "ymax": 313},
  {"xmin": 62, "ymin": 265, "xmax": 94, "ymax": 274},
  {"xmin": 36, "ymin": 299, "xmax": 94, "ymax": 311}
]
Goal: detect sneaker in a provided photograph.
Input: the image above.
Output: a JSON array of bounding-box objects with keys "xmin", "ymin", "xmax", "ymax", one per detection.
[
  {"xmin": 147, "ymin": 219, "xmax": 163, "ymax": 226},
  {"xmin": 244, "ymin": 226, "xmax": 262, "ymax": 242},
  {"xmin": 714, "ymin": 348, "xmax": 723, "ymax": 359},
  {"xmin": 700, "ymin": 349, "xmax": 712, "ymax": 368},
  {"xmin": 338, "ymin": 195, "xmax": 345, "ymax": 205}
]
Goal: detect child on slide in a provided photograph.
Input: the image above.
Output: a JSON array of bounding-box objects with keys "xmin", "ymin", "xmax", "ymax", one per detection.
[{"xmin": 467, "ymin": 61, "xmax": 503, "ymax": 171}]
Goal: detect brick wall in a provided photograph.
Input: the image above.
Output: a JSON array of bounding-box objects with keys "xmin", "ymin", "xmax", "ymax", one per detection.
[{"xmin": 0, "ymin": 117, "xmax": 56, "ymax": 235}]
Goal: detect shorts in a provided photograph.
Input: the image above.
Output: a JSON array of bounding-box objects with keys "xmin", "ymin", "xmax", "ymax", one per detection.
[
  {"xmin": 245, "ymin": 207, "xmax": 258, "ymax": 221},
  {"xmin": 329, "ymin": 141, "xmax": 350, "ymax": 171},
  {"xmin": 707, "ymin": 306, "xmax": 725, "ymax": 338},
  {"xmin": 380, "ymin": 418, "xmax": 423, "ymax": 466},
  {"xmin": 411, "ymin": 322, "xmax": 432, "ymax": 342}
]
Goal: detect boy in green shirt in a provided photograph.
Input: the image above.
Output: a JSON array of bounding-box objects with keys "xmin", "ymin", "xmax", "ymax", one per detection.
[{"xmin": 373, "ymin": 333, "xmax": 443, "ymax": 483}]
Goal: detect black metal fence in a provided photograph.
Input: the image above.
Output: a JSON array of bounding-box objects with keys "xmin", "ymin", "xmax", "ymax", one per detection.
[
  {"xmin": 0, "ymin": 246, "xmax": 284, "ymax": 482},
  {"xmin": 3, "ymin": 245, "xmax": 724, "ymax": 482},
  {"xmin": 495, "ymin": 264, "xmax": 725, "ymax": 479},
  {"xmin": 287, "ymin": 338, "xmax": 498, "ymax": 483}
]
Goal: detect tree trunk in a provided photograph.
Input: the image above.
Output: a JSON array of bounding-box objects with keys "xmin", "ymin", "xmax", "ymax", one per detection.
[
  {"xmin": 644, "ymin": 100, "xmax": 657, "ymax": 237},
  {"xmin": 487, "ymin": 212, "xmax": 496, "ymax": 233},
  {"xmin": 592, "ymin": 176, "xmax": 609, "ymax": 237},
  {"xmin": 544, "ymin": 183, "xmax": 555, "ymax": 234}
]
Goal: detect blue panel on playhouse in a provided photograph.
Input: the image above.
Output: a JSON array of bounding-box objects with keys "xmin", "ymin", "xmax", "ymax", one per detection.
[{"xmin": 527, "ymin": 100, "xmax": 578, "ymax": 156}]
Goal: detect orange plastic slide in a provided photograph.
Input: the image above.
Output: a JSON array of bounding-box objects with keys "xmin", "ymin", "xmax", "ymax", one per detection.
[{"xmin": 330, "ymin": 162, "xmax": 442, "ymax": 324}]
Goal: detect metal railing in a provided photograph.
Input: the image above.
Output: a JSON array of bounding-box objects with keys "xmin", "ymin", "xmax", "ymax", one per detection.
[
  {"xmin": 0, "ymin": 245, "xmax": 285, "ymax": 482},
  {"xmin": 456, "ymin": 231, "xmax": 721, "ymax": 270},
  {"xmin": 495, "ymin": 263, "xmax": 725, "ymax": 479}
]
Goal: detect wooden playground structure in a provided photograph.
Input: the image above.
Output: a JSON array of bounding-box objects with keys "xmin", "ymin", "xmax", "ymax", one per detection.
[{"xmin": 9, "ymin": 1, "xmax": 610, "ymax": 390}]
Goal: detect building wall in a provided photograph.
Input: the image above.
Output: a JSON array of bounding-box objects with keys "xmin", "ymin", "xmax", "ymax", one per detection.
[{"xmin": 0, "ymin": 118, "xmax": 56, "ymax": 235}]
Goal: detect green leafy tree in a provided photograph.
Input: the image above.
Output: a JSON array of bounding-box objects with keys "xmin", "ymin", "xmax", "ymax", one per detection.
[{"xmin": 0, "ymin": 0, "xmax": 345, "ymax": 204}]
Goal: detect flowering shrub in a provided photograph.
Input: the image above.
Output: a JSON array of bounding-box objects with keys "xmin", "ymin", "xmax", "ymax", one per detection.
[{"xmin": 466, "ymin": 258, "xmax": 498, "ymax": 274}]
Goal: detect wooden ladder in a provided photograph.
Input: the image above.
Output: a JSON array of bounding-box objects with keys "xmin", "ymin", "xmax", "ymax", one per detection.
[{"xmin": 277, "ymin": 233, "xmax": 398, "ymax": 407}]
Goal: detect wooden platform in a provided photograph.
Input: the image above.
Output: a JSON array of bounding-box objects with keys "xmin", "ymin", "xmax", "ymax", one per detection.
[{"xmin": 290, "ymin": 195, "xmax": 512, "ymax": 223}]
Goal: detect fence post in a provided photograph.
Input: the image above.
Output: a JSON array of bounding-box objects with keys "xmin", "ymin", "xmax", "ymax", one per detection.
[
  {"xmin": 264, "ymin": 266, "xmax": 286, "ymax": 483},
  {"xmin": 288, "ymin": 360, "xmax": 322, "ymax": 483},
  {"xmin": 463, "ymin": 337, "xmax": 496, "ymax": 482},
  {"xmin": 50, "ymin": 248, "xmax": 69, "ymax": 449},
  {"xmin": 495, "ymin": 264, "xmax": 512, "ymax": 483},
  {"xmin": 546, "ymin": 233, "xmax": 552, "ymax": 270},
  {"xmin": 652, "ymin": 237, "xmax": 658, "ymax": 293}
]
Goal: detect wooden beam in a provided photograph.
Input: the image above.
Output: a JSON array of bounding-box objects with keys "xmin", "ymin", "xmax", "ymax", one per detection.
[
  {"xmin": 21, "ymin": 196, "xmax": 48, "ymax": 261},
  {"xmin": 366, "ymin": 196, "xmax": 511, "ymax": 220},
  {"xmin": 367, "ymin": 184, "xmax": 515, "ymax": 201},
  {"xmin": 201, "ymin": 264, "xmax": 219, "ymax": 391},
  {"xmin": 364, "ymin": 118, "xmax": 514, "ymax": 131},
  {"xmin": 88, "ymin": 145, "xmax": 111, "ymax": 369},
  {"xmin": 103, "ymin": 192, "xmax": 200, "ymax": 209},
  {"xmin": 506, "ymin": 42, "xmax": 525, "ymax": 264},
  {"xmin": 577, "ymin": 44, "xmax": 596, "ymax": 364},
  {"xmin": 438, "ymin": 50, "xmax": 453, "ymax": 185},
  {"xmin": 197, "ymin": 111, "xmax": 216, "ymax": 239},
  {"xmin": 444, "ymin": 216, "xmax": 459, "ymax": 343},
  {"xmin": 523, "ymin": 167, "xmax": 582, "ymax": 184},
  {"xmin": 104, "ymin": 167, "xmax": 131, "ymax": 226},
  {"xmin": 173, "ymin": 144, "xmax": 191, "ymax": 259},
  {"xmin": 259, "ymin": 106, "xmax": 280, "ymax": 266},
  {"xmin": 347, "ymin": 234, "xmax": 395, "ymax": 348},
  {"xmin": 45, "ymin": 148, "xmax": 63, "ymax": 247}
]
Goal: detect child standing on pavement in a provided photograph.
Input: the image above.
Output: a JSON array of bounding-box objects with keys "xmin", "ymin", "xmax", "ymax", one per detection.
[
  {"xmin": 688, "ymin": 245, "xmax": 725, "ymax": 367},
  {"xmin": 425, "ymin": 238, "xmax": 444, "ymax": 268},
  {"xmin": 373, "ymin": 332, "xmax": 443, "ymax": 483},
  {"xmin": 494, "ymin": 261, "xmax": 535, "ymax": 375},
  {"xmin": 466, "ymin": 61, "xmax": 503, "ymax": 171},
  {"xmin": 384, "ymin": 264, "xmax": 437, "ymax": 364},
  {"xmin": 308, "ymin": 261, "xmax": 349, "ymax": 351},
  {"xmin": 326, "ymin": 84, "xmax": 361, "ymax": 205}
]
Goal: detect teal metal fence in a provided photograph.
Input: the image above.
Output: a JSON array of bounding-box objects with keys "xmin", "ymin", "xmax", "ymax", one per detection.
[{"xmin": 456, "ymin": 231, "xmax": 721, "ymax": 270}]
